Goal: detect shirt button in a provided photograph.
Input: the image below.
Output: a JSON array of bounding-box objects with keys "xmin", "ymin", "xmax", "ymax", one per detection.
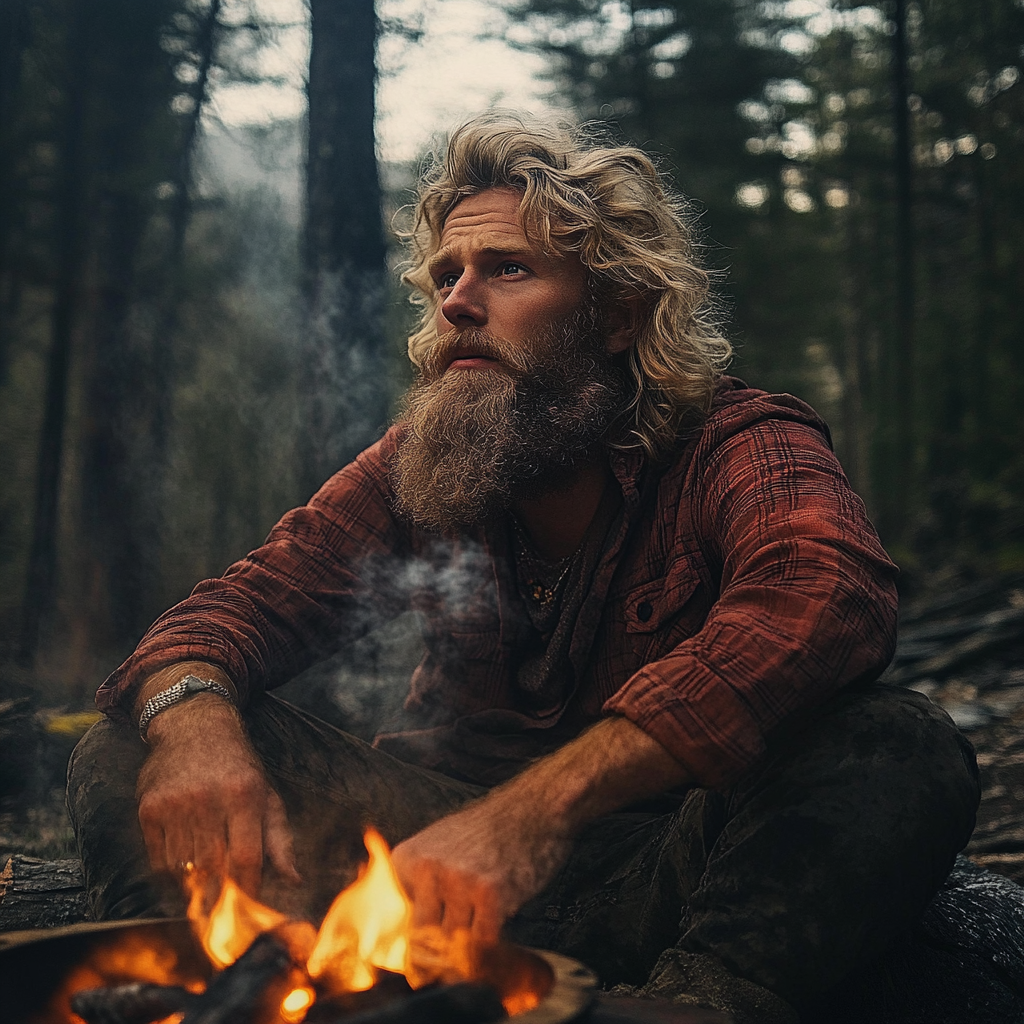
[{"xmin": 637, "ymin": 601, "xmax": 653, "ymax": 622}]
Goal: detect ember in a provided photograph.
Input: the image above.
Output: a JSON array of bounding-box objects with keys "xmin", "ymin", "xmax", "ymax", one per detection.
[{"xmin": 48, "ymin": 829, "xmax": 557, "ymax": 1024}]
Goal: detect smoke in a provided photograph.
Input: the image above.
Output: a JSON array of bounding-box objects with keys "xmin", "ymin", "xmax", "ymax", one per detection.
[
  {"xmin": 277, "ymin": 538, "xmax": 496, "ymax": 741},
  {"xmin": 299, "ymin": 268, "xmax": 392, "ymax": 494}
]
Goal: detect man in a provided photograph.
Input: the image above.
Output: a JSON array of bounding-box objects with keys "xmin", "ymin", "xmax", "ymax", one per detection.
[{"xmin": 69, "ymin": 113, "xmax": 978, "ymax": 1023}]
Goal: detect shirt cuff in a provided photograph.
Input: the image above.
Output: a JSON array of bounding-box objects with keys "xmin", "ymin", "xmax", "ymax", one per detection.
[{"xmin": 603, "ymin": 660, "xmax": 767, "ymax": 791}]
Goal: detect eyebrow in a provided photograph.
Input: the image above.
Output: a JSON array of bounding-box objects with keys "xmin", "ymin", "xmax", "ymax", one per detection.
[{"xmin": 427, "ymin": 244, "xmax": 537, "ymax": 278}]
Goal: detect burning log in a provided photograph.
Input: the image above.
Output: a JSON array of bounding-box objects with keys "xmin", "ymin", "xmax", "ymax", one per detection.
[
  {"xmin": 181, "ymin": 930, "xmax": 298, "ymax": 1024},
  {"xmin": 306, "ymin": 968, "xmax": 413, "ymax": 1018},
  {"xmin": 309, "ymin": 980, "xmax": 508, "ymax": 1024},
  {"xmin": 70, "ymin": 982, "xmax": 197, "ymax": 1024}
]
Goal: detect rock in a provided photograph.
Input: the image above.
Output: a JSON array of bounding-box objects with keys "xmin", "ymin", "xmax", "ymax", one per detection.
[{"xmin": 805, "ymin": 855, "xmax": 1024, "ymax": 1023}]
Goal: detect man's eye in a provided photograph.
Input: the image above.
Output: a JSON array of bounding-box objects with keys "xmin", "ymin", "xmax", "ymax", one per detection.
[
  {"xmin": 438, "ymin": 272, "xmax": 460, "ymax": 289},
  {"xmin": 500, "ymin": 263, "xmax": 527, "ymax": 277}
]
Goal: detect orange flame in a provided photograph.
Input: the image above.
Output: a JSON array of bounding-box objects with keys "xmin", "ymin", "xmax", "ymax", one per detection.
[
  {"xmin": 184, "ymin": 866, "xmax": 289, "ymax": 969},
  {"xmin": 174, "ymin": 828, "xmax": 525, "ymax": 1021},
  {"xmin": 53, "ymin": 828, "xmax": 547, "ymax": 1024},
  {"xmin": 281, "ymin": 984, "xmax": 316, "ymax": 1022},
  {"xmin": 45, "ymin": 929, "xmax": 205, "ymax": 1024},
  {"xmin": 306, "ymin": 828, "xmax": 412, "ymax": 992}
]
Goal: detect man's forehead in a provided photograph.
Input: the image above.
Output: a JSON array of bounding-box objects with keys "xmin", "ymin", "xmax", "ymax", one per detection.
[{"xmin": 439, "ymin": 188, "xmax": 531, "ymax": 247}]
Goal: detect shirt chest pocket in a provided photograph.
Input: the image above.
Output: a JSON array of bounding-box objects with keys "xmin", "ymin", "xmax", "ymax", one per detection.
[{"xmin": 622, "ymin": 556, "xmax": 709, "ymax": 654}]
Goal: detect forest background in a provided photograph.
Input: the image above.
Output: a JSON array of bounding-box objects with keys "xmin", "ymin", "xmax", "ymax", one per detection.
[{"xmin": 1, "ymin": 0, "xmax": 1022, "ymax": 707}]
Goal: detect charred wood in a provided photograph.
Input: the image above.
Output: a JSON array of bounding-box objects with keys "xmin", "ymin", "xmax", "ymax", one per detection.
[
  {"xmin": 70, "ymin": 982, "xmax": 196, "ymax": 1024},
  {"xmin": 305, "ymin": 968, "xmax": 413, "ymax": 1019},
  {"xmin": 312, "ymin": 981, "xmax": 507, "ymax": 1024},
  {"xmin": 181, "ymin": 931, "xmax": 296, "ymax": 1024}
]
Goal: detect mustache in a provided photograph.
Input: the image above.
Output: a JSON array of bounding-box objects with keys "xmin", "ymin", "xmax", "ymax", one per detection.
[{"xmin": 421, "ymin": 328, "xmax": 536, "ymax": 381}]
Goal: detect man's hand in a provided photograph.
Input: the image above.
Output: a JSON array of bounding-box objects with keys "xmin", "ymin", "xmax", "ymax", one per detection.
[
  {"xmin": 392, "ymin": 716, "xmax": 691, "ymax": 947},
  {"xmin": 134, "ymin": 666, "xmax": 300, "ymax": 896},
  {"xmin": 392, "ymin": 787, "xmax": 572, "ymax": 947}
]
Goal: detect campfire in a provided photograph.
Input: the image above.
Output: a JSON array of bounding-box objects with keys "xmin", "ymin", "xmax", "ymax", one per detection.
[{"xmin": 30, "ymin": 829, "xmax": 591, "ymax": 1024}]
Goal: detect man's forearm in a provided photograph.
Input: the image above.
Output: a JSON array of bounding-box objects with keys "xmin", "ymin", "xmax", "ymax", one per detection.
[
  {"xmin": 488, "ymin": 715, "xmax": 692, "ymax": 835},
  {"xmin": 391, "ymin": 714, "xmax": 691, "ymax": 942},
  {"xmin": 131, "ymin": 660, "xmax": 299, "ymax": 893}
]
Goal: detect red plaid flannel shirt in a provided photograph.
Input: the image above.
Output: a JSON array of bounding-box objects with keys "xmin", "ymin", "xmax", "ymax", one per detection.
[{"xmin": 98, "ymin": 379, "xmax": 898, "ymax": 790}]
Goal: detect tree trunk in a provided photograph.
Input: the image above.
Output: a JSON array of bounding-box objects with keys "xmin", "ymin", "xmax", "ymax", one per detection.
[
  {"xmin": 838, "ymin": 213, "xmax": 872, "ymax": 511},
  {"xmin": 0, "ymin": 0, "xmax": 32, "ymax": 381},
  {"xmin": 74, "ymin": 0, "xmax": 186, "ymax": 655},
  {"xmin": 18, "ymin": 0, "xmax": 91, "ymax": 665},
  {"xmin": 302, "ymin": 0, "xmax": 388, "ymax": 497},
  {"xmin": 890, "ymin": 0, "xmax": 915, "ymax": 541}
]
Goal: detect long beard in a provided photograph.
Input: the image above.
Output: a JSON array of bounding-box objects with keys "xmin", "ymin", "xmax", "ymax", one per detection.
[{"xmin": 391, "ymin": 306, "xmax": 627, "ymax": 532}]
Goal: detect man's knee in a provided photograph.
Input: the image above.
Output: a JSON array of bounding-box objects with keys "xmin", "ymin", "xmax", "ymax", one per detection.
[
  {"xmin": 682, "ymin": 684, "xmax": 982, "ymax": 1001},
  {"xmin": 67, "ymin": 717, "xmax": 147, "ymax": 828},
  {"xmin": 67, "ymin": 716, "xmax": 182, "ymax": 920},
  {"xmin": 787, "ymin": 683, "xmax": 980, "ymax": 837}
]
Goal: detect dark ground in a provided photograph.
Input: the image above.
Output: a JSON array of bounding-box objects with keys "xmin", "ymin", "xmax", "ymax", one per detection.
[
  {"xmin": 2, "ymin": 579, "xmax": 1023, "ymax": 884},
  {"xmin": 885, "ymin": 573, "xmax": 1024, "ymax": 884}
]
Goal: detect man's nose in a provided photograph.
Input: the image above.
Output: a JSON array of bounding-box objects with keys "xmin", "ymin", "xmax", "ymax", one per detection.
[{"xmin": 440, "ymin": 274, "xmax": 487, "ymax": 327}]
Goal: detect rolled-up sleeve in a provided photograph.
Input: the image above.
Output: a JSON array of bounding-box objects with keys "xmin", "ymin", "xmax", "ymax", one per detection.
[
  {"xmin": 96, "ymin": 431, "xmax": 408, "ymax": 720},
  {"xmin": 603, "ymin": 417, "xmax": 898, "ymax": 790}
]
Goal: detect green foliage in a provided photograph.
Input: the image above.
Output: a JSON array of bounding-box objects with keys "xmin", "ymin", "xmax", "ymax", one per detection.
[
  {"xmin": 509, "ymin": 0, "xmax": 1024, "ymax": 573},
  {"xmin": 158, "ymin": 188, "xmax": 306, "ymax": 605},
  {"xmin": 0, "ymin": 0, "xmax": 326, "ymax": 691}
]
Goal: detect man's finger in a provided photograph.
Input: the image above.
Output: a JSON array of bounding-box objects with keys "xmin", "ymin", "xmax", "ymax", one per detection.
[
  {"xmin": 192, "ymin": 820, "xmax": 228, "ymax": 878},
  {"xmin": 468, "ymin": 888, "xmax": 502, "ymax": 947},
  {"xmin": 263, "ymin": 791, "xmax": 302, "ymax": 885},
  {"xmin": 408, "ymin": 870, "xmax": 444, "ymax": 929},
  {"xmin": 226, "ymin": 807, "xmax": 264, "ymax": 896},
  {"xmin": 440, "ymin": 891, "xmax": 474, "ymax": 932},
  {"xmin": 138, "ymin": 810, "xmax": 169, "ymax": 873},
  {"xmin": 161, "ymin": 815, "xmax": 195, "ymax": 875}
]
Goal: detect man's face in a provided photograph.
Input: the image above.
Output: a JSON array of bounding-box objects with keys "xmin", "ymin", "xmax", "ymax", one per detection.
[
  {"xmin": 428, "ymin": 188, "xmax": 588, "ymax": 371},
  {"xmin": 392, "ymin": 189, "xmax": 628, "ymax": 533}
]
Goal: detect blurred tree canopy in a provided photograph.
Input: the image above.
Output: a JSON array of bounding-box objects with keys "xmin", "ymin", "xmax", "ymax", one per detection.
[
  {"xmin": 0, "ymin": 0, "xmax": 1021, "ymax": 701},
  {"xmin": 0, "ymin": 0, "xmax": 392, "ymax": 697},
  {"xmin": 509, "ymin": 0, "xmax": 1024, "ymax": 568}
]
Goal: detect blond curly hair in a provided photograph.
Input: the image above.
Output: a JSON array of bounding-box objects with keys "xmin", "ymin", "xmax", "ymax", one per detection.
[{"xmin": 400, "ymin": 111, "xmax": 732, "ymax": 461}]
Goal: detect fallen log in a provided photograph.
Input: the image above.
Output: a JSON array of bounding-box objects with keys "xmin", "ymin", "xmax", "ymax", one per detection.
[
  {"xmin": 0, "ymin": 855, "xmax": 91, "ymax": 930},
  {"xmin": 887, "ymin": 606, "xmax": 1024, "ymax": 685}
]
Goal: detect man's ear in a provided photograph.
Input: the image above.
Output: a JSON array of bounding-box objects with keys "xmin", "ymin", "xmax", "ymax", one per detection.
[{"xmin": 605, "ymin": 297, "xmax": 642, "ymax": 355}]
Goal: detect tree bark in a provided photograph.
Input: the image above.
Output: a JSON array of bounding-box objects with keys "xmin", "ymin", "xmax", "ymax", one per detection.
[
  {"xmin": 0, "ymin": 856, "xmax": 91, "ymax": 931},
  {"xmin": 0, "ymin": 0, "xmax": 32, "ymax": 380},
  {"xmin": 74, "ymin": 0, "xmax": 193, "ymax": 653},
  {"xmin": 890, "ymin": 0, "xmax": 915, "ymax": 541},
  {"xmin": 302, "ymin": 0, "xmax": 389, "ymax": 497},
  {"xmin": 18, "ymin": 0, "xmax": 91, "ymax": 665}
]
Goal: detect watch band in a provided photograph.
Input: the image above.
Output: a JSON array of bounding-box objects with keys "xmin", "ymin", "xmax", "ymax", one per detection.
[{"xmin": 138, "ymin": 674, "xmax": 235, "ymax": 742}]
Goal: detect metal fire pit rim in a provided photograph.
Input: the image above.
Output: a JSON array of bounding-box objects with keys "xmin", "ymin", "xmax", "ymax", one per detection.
[
  {"xmin": 0, "ymin": 917, "xmax": 598, "ymax": 1024},
  {"xmin": 0, "ymin": 915, "xmax": 181, "ymax": 952},
  {"xmin": 516, "ymin": 948, "xmax": 598, "ymax": 1024}
]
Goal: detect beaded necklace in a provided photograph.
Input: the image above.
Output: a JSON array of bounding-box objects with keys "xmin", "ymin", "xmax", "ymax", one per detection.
[{"xmin": 511, "ymin": 517, "xmax": 577, "ymax": 608}]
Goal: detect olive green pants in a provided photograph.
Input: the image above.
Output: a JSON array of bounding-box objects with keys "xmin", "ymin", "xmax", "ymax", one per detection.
[{"xmin": 68, "ymin": 684, "xmax": 979, "ymax": 1008}]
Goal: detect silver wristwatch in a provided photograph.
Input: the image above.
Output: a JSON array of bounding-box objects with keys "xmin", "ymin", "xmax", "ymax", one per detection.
[{"xmin": 138, "ymin": 674, "xmax": 234, "ymax": 742}]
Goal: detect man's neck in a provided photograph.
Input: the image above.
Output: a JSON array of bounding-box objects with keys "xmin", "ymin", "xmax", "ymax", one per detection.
[{"xmin": 513, "ymin": 457, "xmax": 613, "ymax": 561}]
